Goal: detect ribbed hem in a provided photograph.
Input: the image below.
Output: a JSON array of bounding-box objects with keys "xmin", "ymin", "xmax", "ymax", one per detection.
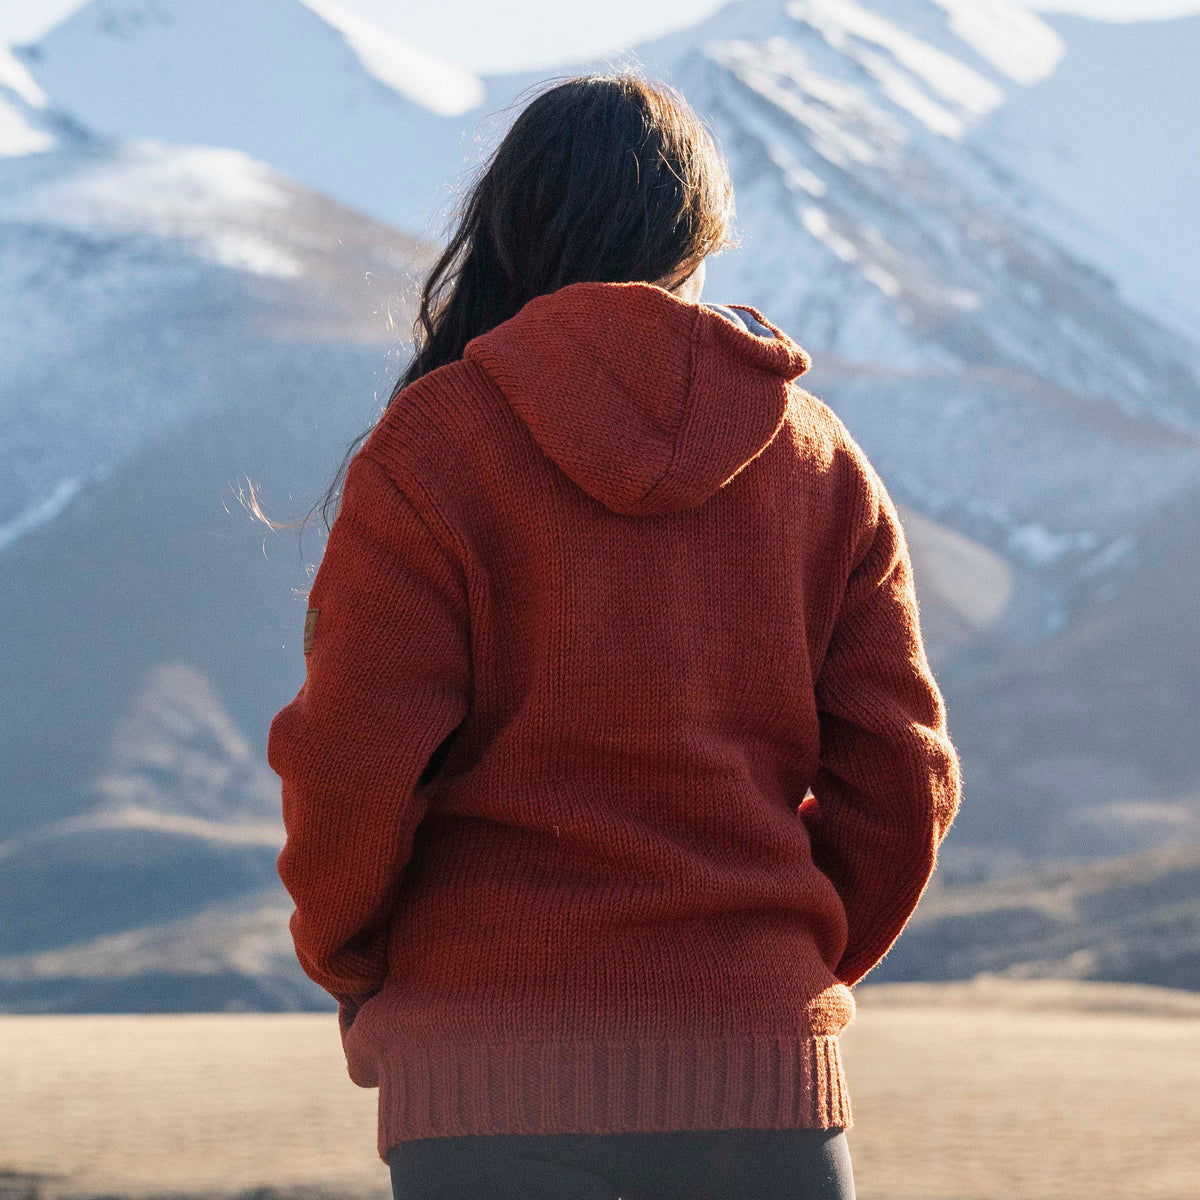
[{"xmin": 370, "ymin": 1032, "xmax": 853, "ymax": 1164}]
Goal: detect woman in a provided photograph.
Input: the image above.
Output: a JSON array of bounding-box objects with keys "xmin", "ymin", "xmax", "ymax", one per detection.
[{"xmin": 266, "ymin": 71, "xmax": 962, "ymax": 1200}]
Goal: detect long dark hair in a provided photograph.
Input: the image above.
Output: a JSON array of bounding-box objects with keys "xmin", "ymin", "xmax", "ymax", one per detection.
[{"xmin": 250, "ymin": 69, "xmax": 738, "ymax": 541}]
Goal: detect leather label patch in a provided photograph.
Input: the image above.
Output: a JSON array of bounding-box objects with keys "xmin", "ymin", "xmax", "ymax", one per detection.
[{"xmin": 303, "ymin": 607, "xmax": 320, "ymax": 654}]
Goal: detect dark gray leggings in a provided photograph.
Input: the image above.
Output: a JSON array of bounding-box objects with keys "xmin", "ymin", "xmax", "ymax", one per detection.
[{"xmin": 388, "ymin": 1126, "xmax": 856, "ymax": 1199}]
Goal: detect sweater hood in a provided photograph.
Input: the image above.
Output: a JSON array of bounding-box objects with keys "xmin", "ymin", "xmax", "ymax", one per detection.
[{"xmin": 463, "ymin": 280, "xmax": 813, "ymax": 517}]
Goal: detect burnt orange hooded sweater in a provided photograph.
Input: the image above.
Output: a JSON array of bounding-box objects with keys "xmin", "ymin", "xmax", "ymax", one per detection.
[{"xmin": 267, "ymin": 280, "xmax": 962, "ymax": 1163}]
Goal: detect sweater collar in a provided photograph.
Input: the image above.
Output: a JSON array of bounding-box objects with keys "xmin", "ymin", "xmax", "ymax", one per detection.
[{"xmin": 463, "ymin": 281, "xmax": 812, "ymax": 517}]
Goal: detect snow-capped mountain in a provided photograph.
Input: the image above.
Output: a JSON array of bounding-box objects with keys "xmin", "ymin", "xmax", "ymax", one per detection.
[
  {"xmin": 19, "ymin": 0, "xmax": 1200, "ymax": 577},
  {"xmin": 20, "ymin": 0, "xmax": 1198, "ymax": 343},
  {"xmin": 14, "ymin": 0, "xmax": 483, "ymax": 237},
  {"xmin": 969, "ymin": 9, "xmax": 1200, "ymax": 346},
  {"xmin": 0, "ymin": 105, "xmax": 431, "ymax": 553}
]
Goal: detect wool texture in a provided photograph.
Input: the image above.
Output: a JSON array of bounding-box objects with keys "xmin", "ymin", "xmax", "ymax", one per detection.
[{"xmin": 268, "ymin": 280, "xmax": 963, "ymax": 1164}]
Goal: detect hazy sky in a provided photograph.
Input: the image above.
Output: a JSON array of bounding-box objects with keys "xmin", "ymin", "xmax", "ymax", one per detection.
[{"xmin": 2, "ymin": 0, "xmax": 1198, "ymax": 72}]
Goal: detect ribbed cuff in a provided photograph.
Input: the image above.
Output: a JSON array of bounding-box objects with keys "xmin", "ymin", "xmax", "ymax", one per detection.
[{"xmin": 369, "ymin": 1031, "xmax": 853, "ymax": 1163}]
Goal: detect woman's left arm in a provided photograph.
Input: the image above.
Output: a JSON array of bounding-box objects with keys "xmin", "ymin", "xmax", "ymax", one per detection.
[{"xmin": 267, "ymin": 447, "xmax": 472, "ymax": 1023}]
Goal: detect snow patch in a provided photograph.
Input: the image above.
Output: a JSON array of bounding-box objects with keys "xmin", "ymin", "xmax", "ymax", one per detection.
[
  {"xmin": 851, "ymin": 42, "xmax": 969, "ymax": 138},
  {"xmin": 0, "ymin": 141, "xmax": 303, "ymax": 279},
  {"xmin": 206, "ymin": 233, "xmax": 302, "ymax": 278},
  {"xmin": 0, "ymin": 97, "xmax": 54, "ymax": 158},
  {"xmin": 0, "ymin": 47, "xmax": 49, "ymax": 109},
  {"xmin": 800, "ymin": 203, "xmax": 859, "ymax": 261},
  {"xmin": 787, "ymin": 0, "xmax": 1007, "ymax": 133},
  {"xmin": 710, "ymin": 39, "xmax": 904, "ymax": 168},
  {"xmin": 1004, "ymin": 522, "xmax": 1100, "ymax": 566},
  {"xmin": 944, "ymin": 286, "xmax": 983, "ymax": 310},
  {"xmin": 0, "ymin": 49, "xmax": 55, "ymax": 158},
  {"xmin": 931, "ymin": 0, "xmax": 1064, "ymax": 86},
  {"xmin": 79, "ymin": 142, "xmax": 290, "ymax": 216},
  {"xmin": 765, "ymin": 142, "xmax": 828, "ymax": 197},
  {"xmin": 862, "ymin": 261, "xmax": 902, "ymax": 297},
  {"xmin": 299, "ymin": 0, "xmax": 483, "ymax": 117}
]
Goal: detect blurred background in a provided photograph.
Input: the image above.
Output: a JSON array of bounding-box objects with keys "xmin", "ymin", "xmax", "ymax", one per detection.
[{"xmin": 1, "ymin": 1, "xmax": 1198, "ymax": 1196}]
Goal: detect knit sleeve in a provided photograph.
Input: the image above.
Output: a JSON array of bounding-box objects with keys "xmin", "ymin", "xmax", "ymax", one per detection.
[
  {"xmin": 799, "ymin": 463, "xmax": 962, "ymax": 988},
  {"xmin": 267, "ymin": 447, "xmax": 472, "ymax": 1027}
]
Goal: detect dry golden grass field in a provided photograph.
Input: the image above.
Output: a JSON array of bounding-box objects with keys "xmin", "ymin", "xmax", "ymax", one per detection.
[{"xmin": 3, "ymin": 978, "xmax": 1199, "ymax": 1200}]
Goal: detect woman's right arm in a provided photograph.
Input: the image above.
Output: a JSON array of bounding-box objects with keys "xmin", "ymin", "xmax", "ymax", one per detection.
[{"xmin": 798, "ymin": 456, "xmax": 963, "ymax": 988}]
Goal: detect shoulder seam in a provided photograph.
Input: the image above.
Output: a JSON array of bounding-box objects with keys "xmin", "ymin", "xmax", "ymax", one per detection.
[
  {"xmin": 358, "ymin": 445, "xmax": 469, "ymax": 588},
  {"xmin": 360, "ymin": 363, "xmax": 489, "ymax": 578}
]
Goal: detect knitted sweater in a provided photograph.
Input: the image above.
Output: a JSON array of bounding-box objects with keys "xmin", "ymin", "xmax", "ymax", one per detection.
[{"xmin": 267, "ymin": 280, "xmax": 962, "ymax": 1162}]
